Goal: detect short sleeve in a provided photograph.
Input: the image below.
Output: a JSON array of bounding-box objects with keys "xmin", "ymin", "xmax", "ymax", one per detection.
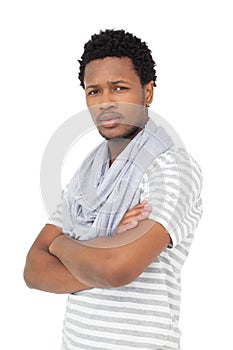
[
  {"xmin": 47, "ymin": 191, "xmax": 64, "ymax": 229},
  {"xmin": 140, "ymin": 147, "xmax": 203, "ymax": 248}
]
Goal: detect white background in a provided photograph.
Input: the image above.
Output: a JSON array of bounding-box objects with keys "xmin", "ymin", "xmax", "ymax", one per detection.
[{"xmin": 1, "ymin": 0, "xmax": 232, "ymax": 349}]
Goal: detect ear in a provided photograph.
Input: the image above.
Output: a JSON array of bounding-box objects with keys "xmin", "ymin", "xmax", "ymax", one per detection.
[{"xmin": 144, "ymin": 81, "xmax": 154, "ymax": 106}]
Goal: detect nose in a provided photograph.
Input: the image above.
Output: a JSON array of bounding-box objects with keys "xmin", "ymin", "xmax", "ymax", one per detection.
[
  {"xmin": 98, "ymin": 90, "xmax": 117, "ymax": 112},
  {"xmin": 99, "ymin": 102, "xmax": 117, "ymax": 113},
  {"xmin": 88, "ymin": 93, "xmax": 118, "ymax": 123}
]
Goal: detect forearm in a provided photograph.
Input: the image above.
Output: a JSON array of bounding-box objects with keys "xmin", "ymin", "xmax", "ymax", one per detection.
[
  {"xmin": 49, "ymin": 220, "xmax": 170, "ymax": 289},
  {"xmin": 49, "ymin": 235, "xmax": 115, "ymax": 288},
  {"xmin": 24, "ymin": 245, "xmax": 91, "ymax": 294},
  {"xmin": 46, "ymin": 201, "xmax": 152, "ymax": 288}
]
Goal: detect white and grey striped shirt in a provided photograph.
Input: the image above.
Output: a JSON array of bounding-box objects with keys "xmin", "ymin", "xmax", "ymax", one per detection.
[{"xmin": 49, "ymin": 146, "xmax": 203, "ymax": 350}]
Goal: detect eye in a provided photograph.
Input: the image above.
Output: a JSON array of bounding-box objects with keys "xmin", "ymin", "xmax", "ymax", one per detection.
[
  {"xmin": 114, "ymin": 86, "xmax": 128, "ymax": 92},
  {"xmin": 87, "ymin": 89, "xmax": 100, "ymax": 96}
]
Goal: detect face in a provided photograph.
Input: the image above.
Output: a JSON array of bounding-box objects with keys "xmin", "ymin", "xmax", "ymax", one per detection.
[{"xmin": 84, "ymin": 57, "xmax": 153, "ymax": 140}]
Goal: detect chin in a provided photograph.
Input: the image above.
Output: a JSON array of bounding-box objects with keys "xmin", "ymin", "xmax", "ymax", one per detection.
[{"xmin": 98, "ymin": 125, "xmax": 141, "ymax": 140}]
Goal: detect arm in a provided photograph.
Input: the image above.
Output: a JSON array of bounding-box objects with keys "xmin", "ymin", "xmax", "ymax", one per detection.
[
  {"xmin": 23, "ymin": 224, "xmax": 91, "ymax": 294},
  {"xmin": 23, "ymin": 201, "xmax": 150, "ymax": 293},
  {"xmin": 49, "ymin": 219, "xmax": 170, "ymax": 288}
]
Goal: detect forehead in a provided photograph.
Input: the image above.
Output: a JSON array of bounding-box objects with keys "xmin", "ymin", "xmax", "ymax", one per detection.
[{"xmin": 84, "ymin": 57, "xmax": 140, "ymax": 86}]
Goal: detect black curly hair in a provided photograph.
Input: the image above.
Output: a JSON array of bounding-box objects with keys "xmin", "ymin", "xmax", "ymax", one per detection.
[{"xmin": 78, "ymin": 29, "xmax": 157, "ymax": 89}]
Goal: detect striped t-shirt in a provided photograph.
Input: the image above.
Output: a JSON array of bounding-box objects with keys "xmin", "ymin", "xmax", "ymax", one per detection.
[{"xmin": 49, "ymin": 146, "xmax": 203, "ymax": 350}]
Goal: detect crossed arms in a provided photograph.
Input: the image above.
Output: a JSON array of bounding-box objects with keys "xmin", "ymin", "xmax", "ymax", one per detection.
[{"xmin": 24, "ymin": 203, "xmax": 170, "ymax": 294}]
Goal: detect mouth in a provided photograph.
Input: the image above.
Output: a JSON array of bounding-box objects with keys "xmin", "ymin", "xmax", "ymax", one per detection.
[{"xmin": 97, "ymin": 113, "xmax": 122, "ymax": 128}]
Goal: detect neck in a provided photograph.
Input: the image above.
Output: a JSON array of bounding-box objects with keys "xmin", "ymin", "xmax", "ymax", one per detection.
[
  {"xmin": 108, "ymin": 138, "xmax": 130, "ymax": 166},
  {"xmin": 108, "ymin": 126, "xmax": 143, "ymax": 166},
  {"xmin": 108, "ymin": 116, "xmax": 149, "ymax": 166}
]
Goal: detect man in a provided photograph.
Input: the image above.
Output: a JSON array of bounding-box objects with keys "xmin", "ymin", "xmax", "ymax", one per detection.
[{"xmin": 24, "ymin": 29, "xmax": 203, "ymax": 349}]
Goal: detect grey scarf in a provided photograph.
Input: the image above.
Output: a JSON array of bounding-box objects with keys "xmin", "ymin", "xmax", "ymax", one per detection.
[{"xmin": 62, "ymin": 118, "xmax": 173, "ymax": 240}]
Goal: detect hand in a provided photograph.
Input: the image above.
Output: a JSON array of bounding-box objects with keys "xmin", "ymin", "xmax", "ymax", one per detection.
[{"xmin": 115, "ymin": 200, "xmax": 152, "ymax": 234}]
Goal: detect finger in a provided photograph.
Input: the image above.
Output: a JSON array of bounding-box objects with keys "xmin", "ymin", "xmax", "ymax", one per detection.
[
  {"xmin": 122, "ymin": 208, "xmax": 144, "ymax": 220},
  {"xmin": 122, "ymin": 202, "xmax": 150, "ymax": 219},
  {"xmin": 138, "ymin": 200, "xmax": 148, "ymax": 206},
  {"xmin": 116, "ymin": 220, "xmax": 138, "ymax": 234},
  {"xmin": 126, "ymin": 209, "xmax": 151, "ymax": 224},
  {"xmin": 137, "ymin": 209, "xmax": 151, "ymax": 221},
  {"xmin": 128, "ymin": 200, "xmax": 148, "ymax": 211},
  {"xmin": 119, "ymin": 206, "xmax": 152, "ymax": 226}
]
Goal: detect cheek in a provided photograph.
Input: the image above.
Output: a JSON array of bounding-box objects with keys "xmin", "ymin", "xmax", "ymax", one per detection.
[
  {"xmin": 86, "ymin": 96, "xmax": 93, "ymax": 107},
  {"xmin": 88, "ymin": 106, "xmax": 99, "ymax": 123},
  {"xmin": 123, "ymin": 90, "xmax": 145, "ymax": 104},
  {"xmin": 118, "ymin": 103, "xmax": 146, "ymax": 121},
  {"xmin": 129, "ymin": 90, "xmax": 146, "ymax": 107}
]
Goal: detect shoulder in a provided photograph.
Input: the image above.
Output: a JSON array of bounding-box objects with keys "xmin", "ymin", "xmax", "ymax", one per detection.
[
  {"xmin": 145, "ymin": 146, "xmax": 203, "ymax": 196},
  {"xmin": 140, "ymin": 147, "xmax": 203, "ymax": 248},
  {"xmin": 149, "ymin": 146, "xmax": 202, "ymax": 174}
]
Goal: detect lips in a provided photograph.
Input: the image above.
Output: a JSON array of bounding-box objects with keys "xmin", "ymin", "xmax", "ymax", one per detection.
[{"xmin": 97, "ymin": 113, "xmax": 122, "ymax": 127}]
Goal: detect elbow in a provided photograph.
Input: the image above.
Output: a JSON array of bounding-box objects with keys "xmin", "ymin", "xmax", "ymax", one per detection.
[
  {"xmin": 23, "ymin": 265, "xmax": 35, "ymax": 289},
  {"xmin": 23, "ymin": 251, "xmax": 37, "ymax": 289},
  {"xmin": 102, "ymin": 258, "xmax": 135, "ymax": 288},
  {"xmin": 23, "ymin": 255, "xmax": 40, "ymax": 291},
  {"xmin": 107, "ymin": 269, "xmax": 134, "ymax": 288}
]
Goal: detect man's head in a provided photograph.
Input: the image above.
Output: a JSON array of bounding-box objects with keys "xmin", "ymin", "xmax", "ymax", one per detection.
[
  {"xmin": 78, "ymin": 29, "xmax": 157, "ymax": 140},
  {"xmin": 78, "ymin": 29, "xmax": 156, "ymax": 89}
]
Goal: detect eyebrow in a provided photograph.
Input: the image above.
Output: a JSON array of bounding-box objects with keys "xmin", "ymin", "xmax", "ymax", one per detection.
[
  {"xmin": 85, "ymin": 80, "xmax": 132, "ymax": 90},
  {"xmin": 109, "ymin": 80, "xmax": 132, "ymax": 86}
]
